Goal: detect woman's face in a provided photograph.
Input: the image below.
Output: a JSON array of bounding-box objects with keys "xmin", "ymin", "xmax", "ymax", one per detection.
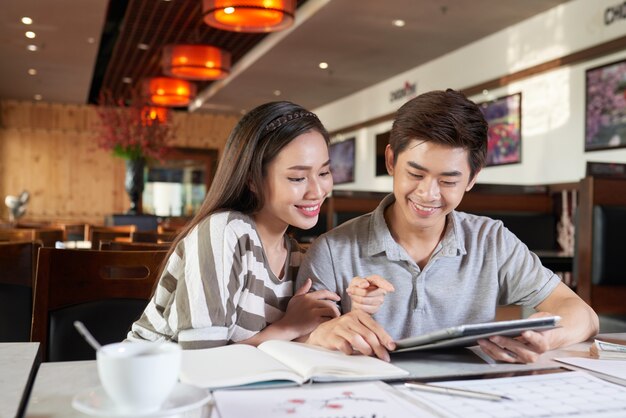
[{"xmin": 257, "ymin": 130, "xmax": 333, "ymax": 231}]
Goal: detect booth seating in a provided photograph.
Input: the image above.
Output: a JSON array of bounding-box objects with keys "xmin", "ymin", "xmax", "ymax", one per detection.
[
  {"xmin": 575, "ymin": 176, "xmax": 626, "ymax": 315},
  {"xmin": 0, "ymin": 241, "xmax": 42, "ymax": 342}
]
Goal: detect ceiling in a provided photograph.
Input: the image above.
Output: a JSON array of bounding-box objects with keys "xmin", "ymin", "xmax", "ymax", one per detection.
[{"xmin": 0, "ymin": 0, "xmax": 572, "ymax": 115}]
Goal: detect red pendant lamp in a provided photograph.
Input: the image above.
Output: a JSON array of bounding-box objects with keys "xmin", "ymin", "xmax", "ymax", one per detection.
[
  {"xmin": 142, "ymin": 77, "xmax": 196, "ymax": 107},
  {"xmin": 202, "ymin": 0, "xmax": 295, "ymax": 33},
  {"xmin": 162, "ymin": 44, "xmax": 231, "ymax": 80}
]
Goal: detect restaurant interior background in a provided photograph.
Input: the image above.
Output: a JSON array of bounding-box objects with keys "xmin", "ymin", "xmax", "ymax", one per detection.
[{"xmin": 1, "ymin": 0, "xmax": 625, "ymax": 222}]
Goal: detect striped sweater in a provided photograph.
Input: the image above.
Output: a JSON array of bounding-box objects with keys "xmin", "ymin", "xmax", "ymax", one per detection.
[{"xmin": 127, "ymin": 211, "xmax": 302, "ymax": 349}]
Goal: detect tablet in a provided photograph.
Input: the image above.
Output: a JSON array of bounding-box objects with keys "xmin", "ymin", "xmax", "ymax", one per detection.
[{"xmin": 393, "ymin": 316, "xmax": 561, "ymax": 353}]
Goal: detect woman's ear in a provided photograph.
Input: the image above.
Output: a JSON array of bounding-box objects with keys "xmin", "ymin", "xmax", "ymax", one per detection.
[{"xmin": 385, "ymin": 144, "xmax": 395, "ymax": 176}]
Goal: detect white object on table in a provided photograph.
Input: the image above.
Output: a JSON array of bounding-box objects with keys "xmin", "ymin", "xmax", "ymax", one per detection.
[{"xmin": 0, "ymin": 343, "xmax": 39, "ymax": 418}]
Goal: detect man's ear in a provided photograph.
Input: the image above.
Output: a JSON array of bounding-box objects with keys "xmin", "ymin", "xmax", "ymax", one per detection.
[
  {"xmin": 385, "ymin": 144, "xmax": 395, "ymax": 175},
  {"xmin": 466, "ymin": 169, "xmax": 481, "ymax": 192}
]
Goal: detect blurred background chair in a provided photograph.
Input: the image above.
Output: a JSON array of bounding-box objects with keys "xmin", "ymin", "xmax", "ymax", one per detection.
[
  {"xmin": 100, "ymin": 241, "xmax": 172, "ymax": 251},
  {"xmin": 31, "ymin": 248, "xmax": 167, "ymax": 361},
  {"xmin": 0, "ymin": 228, "xmax": 63, "ymax": 247},
  {"xmin": 0, "ymin": 241, "xmax": 42, "ymax": 341},
  {"xmin": 130, "ymin": 230, "xmax": 177, "ymax": 243},
  {"xmin": 86, "ymin": 224, "xmax": 136, "ymax": 249}
]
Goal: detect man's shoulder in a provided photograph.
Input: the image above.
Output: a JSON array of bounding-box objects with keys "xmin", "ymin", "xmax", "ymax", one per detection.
[{"xmin": 320, "ymin": 211, "xmax": 373, "ymax": 241}]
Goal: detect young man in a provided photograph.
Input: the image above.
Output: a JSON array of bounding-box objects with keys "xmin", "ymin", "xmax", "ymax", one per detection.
[{"xmin": 297, "ymin": 89, "xmax": 598, "ymax": 363}]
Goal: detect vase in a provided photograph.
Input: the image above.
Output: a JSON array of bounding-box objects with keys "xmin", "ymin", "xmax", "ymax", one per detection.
[{"xmin": 125, "ymin": 158, "xmax": 145, "ymax": 214}]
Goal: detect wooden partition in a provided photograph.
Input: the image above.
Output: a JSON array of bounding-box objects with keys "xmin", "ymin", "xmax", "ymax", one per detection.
[
  {"xmin": 575, "ymin": 176, "xmax": 626, "ymax": 314},
  {"xmin": 0, "ymin": 101, "xmax": 238, "ymax": 224}
]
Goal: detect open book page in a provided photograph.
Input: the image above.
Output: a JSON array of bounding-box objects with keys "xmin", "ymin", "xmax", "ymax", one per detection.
[
  {"xmin": 179, "ymin": 344, "xmax": 305, "ymax": 389},
  {"xmin": 258, "ymin": 340, "xmax": 409, "ymax": 382}
]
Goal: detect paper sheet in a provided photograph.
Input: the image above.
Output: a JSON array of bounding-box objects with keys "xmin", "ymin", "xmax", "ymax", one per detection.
[
  {"xmin": 397, "ymin": 371, "xmax": 626, "ymax": 418},
  {"xmin": 555, "ymin": 356, "xmax": 626, "ymax": 381},
  {"xmin": 212, "ymin": 381, "xmax": 428, "ymax": 418}
]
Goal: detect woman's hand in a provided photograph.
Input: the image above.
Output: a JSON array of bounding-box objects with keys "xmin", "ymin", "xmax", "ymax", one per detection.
[
  {"xmin": 276, "ymin": 278, "xmax": 341, "ymax": 339},
  {"xmin": 346, "ymin": 275, "xmax": 394, "ymax": 314}
]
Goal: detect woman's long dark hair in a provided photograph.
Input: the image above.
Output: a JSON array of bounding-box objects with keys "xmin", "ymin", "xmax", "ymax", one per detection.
[{"xmin": 156, "ymin": 101, "xmax": 329, "ymax": 278}]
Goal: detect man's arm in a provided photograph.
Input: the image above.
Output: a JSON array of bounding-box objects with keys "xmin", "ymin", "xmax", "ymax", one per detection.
[{"xmin": 478, "ymin": 282, "xmax": 599, "ymax": 363}]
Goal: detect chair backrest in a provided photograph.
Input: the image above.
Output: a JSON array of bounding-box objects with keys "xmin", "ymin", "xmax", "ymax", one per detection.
[
  {"xmin": 0, "ymin": 241, "xmax": 42, "ymax": 342},
  {"xmin": 100, "ymin": 240, "xmax": 172, "ymax": 251},
  {"xmin": 131, "ymin": 230, "xmax": 177, "ymax": 243},
  {"xmin": 0, "ymin": 229, "xmax": 36, "ymax": 242},
  {"xmin": 31, "ymin": 248, "xmax": 167, "ymax": 361},
  {"xmin": 86, "ymin": 225, "xmax": 137, "ymax": 249}
]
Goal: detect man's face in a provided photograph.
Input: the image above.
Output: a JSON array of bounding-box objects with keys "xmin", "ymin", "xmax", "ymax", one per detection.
[{"xmin": 385, "ymin": 140, "xmax": 478, "ymax": 234}]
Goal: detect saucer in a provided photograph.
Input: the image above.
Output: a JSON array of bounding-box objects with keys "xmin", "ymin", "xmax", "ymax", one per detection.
[{"xmin": 72, "ymin": 382, "xmax": 212, "ymax": 417}]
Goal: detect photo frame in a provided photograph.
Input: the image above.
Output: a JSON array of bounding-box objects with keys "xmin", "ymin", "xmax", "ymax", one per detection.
[
  {"xmin": 478, "ymin": 92, "xmax": 522, "ymax": 166},
  {"xmin": 586, "ymin": 161, "xmax": 626, "ymax": 179},
  {"xmin": 585, "ymin": 59, "xmax": 626, "ymax": 152},
  {"xmin": 329, "ymin": 137, "xmax": 355, "ymax": 184},
  {"xmin": 375, "ymin": 131, "xmax": 390, "ymax": 176}
]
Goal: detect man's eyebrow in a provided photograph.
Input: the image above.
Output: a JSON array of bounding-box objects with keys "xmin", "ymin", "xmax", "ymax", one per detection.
[
  {"xmin": 407, "ymin": 161, "xmax": 462, "ymax": 177},
  {"xmin": 287, "ymin": 160, "xmax": 331, "ymax": 170}
]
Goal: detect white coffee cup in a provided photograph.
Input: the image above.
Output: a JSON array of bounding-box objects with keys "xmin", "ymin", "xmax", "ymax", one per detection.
[{"xmin": 97, "ymin": 341, "xmax": 182, "ymax": 414}]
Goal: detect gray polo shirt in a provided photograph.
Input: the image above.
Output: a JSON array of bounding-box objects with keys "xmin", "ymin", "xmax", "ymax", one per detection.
[{"xmin": 296, "ymin": 194, "xmax": 560, "ymax": 340}]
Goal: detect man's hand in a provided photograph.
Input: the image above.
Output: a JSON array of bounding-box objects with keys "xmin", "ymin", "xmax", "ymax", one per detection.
[
  {"xmin": 346, "ymin": 275, "xmax": 395, "ymax": 314},
  {"xmin": 305, "ymin": 310, "xmax": 396, "ymax": 361},
  {"xmin": 477, "ymin": 312, "xmax": 554, "ymax": 363}
]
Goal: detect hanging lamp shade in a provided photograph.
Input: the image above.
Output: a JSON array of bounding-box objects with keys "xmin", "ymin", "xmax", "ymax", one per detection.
[
  {"xmin": 142, "ymin": 77, "xmax": 196, "ymax": 107},
  {"xmin": 162, "ymin": 44, "xmax": 231, "ymax": 80},
  {"xmin": 202, "ymin": 0, "xmax": 296, "ymax": 33}
]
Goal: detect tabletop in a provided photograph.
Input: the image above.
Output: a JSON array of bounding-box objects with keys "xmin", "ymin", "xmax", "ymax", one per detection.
[
  {"xmin": 20, "ymin": 334, "xmax": 626, "ymax": 418},
  {"xmin": 0, "ymin": 343, "xmax": 39, "ymax": 418}
]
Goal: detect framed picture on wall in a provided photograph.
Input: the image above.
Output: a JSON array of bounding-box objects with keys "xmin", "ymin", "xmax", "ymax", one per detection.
[
  {"xmin": 478, "ymin": 92, "xmax": 522, "ymax": 166},
  {"xmin": 585, "ymin": 59, "xmax": 626, "ymax": 152},
  {"xmin": 375, "ymin": 131, "xmax": 390, "ymax": 176},
  {"xmin": 329, "ymin": 137, "xmax": 355, "ymax": 184}
]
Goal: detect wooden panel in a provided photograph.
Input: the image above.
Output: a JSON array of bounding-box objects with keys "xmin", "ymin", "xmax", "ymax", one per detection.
[{"xmin": 0, "ymin": 101, "xmax": 239, "ymax": 224}]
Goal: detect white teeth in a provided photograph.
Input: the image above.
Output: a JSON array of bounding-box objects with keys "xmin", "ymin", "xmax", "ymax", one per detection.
[
  {"xmin": 300, "ymin": 205, "xmax": 319, "ymax": 212},
  {"xmin": 411, "ymin": 202, "xmax": 437, "ymax": 212}
]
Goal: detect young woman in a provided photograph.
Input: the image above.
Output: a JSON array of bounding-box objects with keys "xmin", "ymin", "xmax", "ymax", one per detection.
[{"xmin": 128, "ymin": 101, "xmax": 340, "ymax": 349}]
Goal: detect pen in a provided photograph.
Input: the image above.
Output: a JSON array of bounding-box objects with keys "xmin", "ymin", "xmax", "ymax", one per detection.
[{"xmin": 404, "ymin": 382, "xmax": 513, "ymax": 402}]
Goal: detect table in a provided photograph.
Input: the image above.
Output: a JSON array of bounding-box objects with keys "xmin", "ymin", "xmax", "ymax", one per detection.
[
  {"xmin": 21, "ymin": 334, "xmax": 625, "ymax": 418},
  {"xmin": 0, "ymin": 343, "xmax": 39, "ymax": 418}
]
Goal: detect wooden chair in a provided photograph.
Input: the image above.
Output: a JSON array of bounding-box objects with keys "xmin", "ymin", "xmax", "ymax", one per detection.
[
  {"xmin": 0, "ymin": 241, "xmax": 42, "ymax": 342},
  {"xmin": 86, "ymin": 224, "xmax": 136, "ymax": 249},
  {"xmin": 100, "ymin": 241, "xmax": 172, "ymax": 251},
  {"xmin": 31, "ymin": 248, "xmax": 167, "ymax": 361},
  {"xmin": 131, "ymin": 230, "xmax": 177, "ymax": 243},
  {"xmin": 0, "ymin": 228, "xmax": 63, "ymax": 247},
  {"xmin": 575, "ymin": 176, "xmax": 626, "ymax": 315}
]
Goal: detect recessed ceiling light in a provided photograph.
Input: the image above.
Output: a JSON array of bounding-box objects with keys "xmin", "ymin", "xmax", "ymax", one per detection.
[
  {"xmin": 273, "ymin": 90, "xmax": 281, "ymax": 96},
  {"xmin": 21, "ymin": 17, "xmax": 33, "ymax": 25},
  {"xmin": 87, "ymin": 37, "xmax": 95, "ymax": 44},
  {"xmin": 34, "ymin": 94, "xmax": 42, "ymax": 101},
  {"xmin": 137, "ymin": 43, "xmax": 149, "ymax": 50},
  {"xmin": 122, "ymin": 77, "xmax": 133, "ymax": 84},
  {"xmin": 25, "ymin": 31, "xmax": 36, "ymax": 39},
  {"xmin": 392, "ymin": 19, "xmax": 405, "ymax": 27},
  {"xmin": 319, "ymin": 62, "xmax": 329, "ymax": 69},
  {"xmin": 224, "ymin": 7, "xmax": 235, "ymax": 14},
  {"xmin": 482, "ymin": 89, "xmax": 489, "ymax": 95},
  {"xmin": 28, "ymin": 68, "xmax": 37, "ymax": 75},
  {"xmin": 26, "ymin": 44, "xmax": 38, "ymax": 52}
]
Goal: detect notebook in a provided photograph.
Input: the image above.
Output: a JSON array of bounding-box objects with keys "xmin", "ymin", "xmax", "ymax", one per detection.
[{"xmin": 393, "ymin": 316, "xmax": 561, "ymax": 353}]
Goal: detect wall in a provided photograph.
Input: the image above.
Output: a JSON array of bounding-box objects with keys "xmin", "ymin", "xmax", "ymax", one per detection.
[
  {"xmin": 0, "ymin": 101, "xmax": 238, "ymax": 223},
  {"xmin": 316, "ymin": 0, "xmax": 626, "ymax": 191}
]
